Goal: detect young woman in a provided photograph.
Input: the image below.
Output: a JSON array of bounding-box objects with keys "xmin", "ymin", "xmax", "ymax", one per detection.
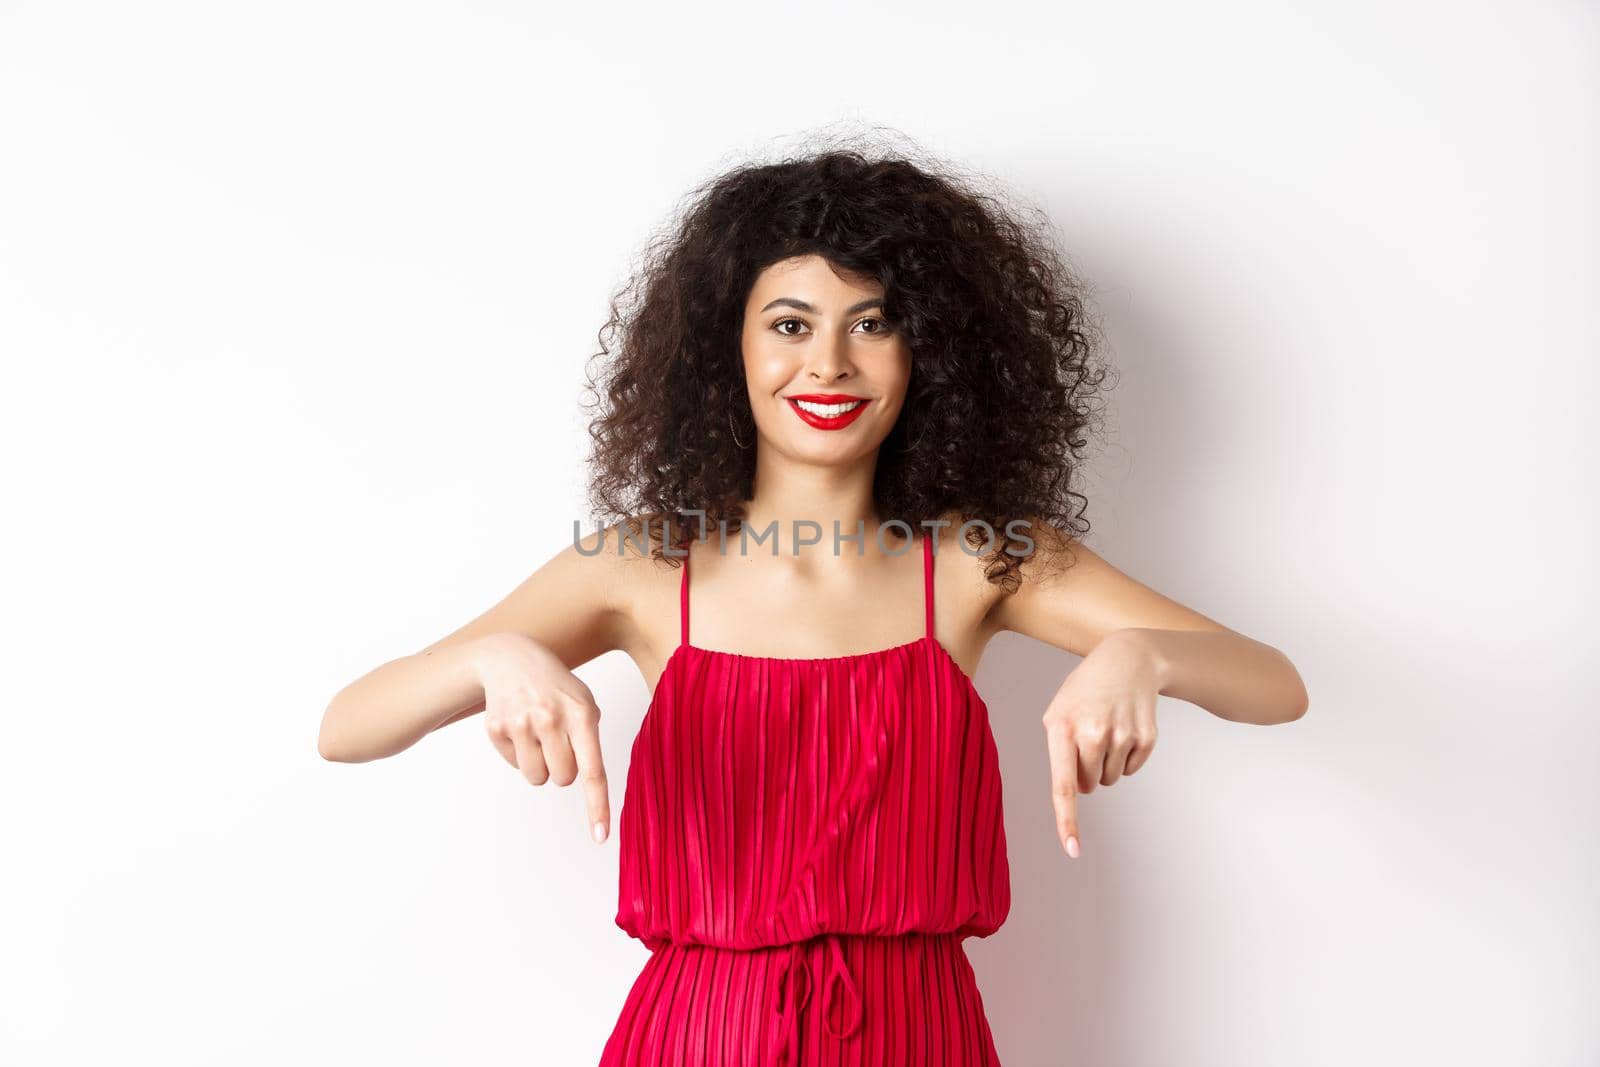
[{"xmin": 318, "ymin": 146, "xmax": 1309, "ymax": 1066}]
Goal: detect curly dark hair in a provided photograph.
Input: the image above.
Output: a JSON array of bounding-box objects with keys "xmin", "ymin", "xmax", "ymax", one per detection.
[{"xmin": 581, "ymin": 131, "xmax": 1113, "ymax": 590}]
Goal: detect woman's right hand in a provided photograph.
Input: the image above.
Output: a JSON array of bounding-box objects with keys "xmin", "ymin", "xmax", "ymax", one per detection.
[{"xmin": 473, "ymin": 631, "xmax": 612, "ymax": 845}]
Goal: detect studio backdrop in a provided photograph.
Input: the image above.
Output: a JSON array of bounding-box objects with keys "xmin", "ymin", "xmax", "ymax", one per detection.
[{"xmin": 2, "ymin": 2, "xmax": 1594, "ymax": 1065}]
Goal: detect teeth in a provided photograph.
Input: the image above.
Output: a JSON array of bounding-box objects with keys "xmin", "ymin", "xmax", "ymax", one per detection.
[{"xmin": 794, "ymin": 399, "xmax": 864, "ymax": 417}]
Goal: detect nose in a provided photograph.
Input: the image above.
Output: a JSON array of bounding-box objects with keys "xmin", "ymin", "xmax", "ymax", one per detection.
[{"xmin": 805, "ymin": 328, "xmax": 855, "ymax": 384}]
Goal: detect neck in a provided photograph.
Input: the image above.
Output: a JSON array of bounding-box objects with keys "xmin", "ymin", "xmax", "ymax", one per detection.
[{"xmin": 738, "ymin": 447, "xmax": 888, "ymax": 557}]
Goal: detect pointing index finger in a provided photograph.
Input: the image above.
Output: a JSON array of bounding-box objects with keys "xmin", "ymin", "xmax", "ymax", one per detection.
[
  {"xmin": 1044, "ymin": 718, "xmax": 1082, "ymax": 859},
  {"xmin": 568, "ymin": 699, "xmax": 611, "ymax": 843}
]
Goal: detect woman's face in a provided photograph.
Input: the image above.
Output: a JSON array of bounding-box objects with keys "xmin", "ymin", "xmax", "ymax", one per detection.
[{"xmin": 739, "ymin": 254, "xmax": 912, "ymax": 466}]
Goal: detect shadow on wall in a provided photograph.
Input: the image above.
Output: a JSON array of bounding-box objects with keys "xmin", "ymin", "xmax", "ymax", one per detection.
[{"xmin": 962, "ymin": 274, "xmax": 1235, "ymax": 1066}]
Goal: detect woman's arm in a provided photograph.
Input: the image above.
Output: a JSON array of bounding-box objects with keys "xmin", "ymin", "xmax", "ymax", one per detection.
[
  {"xmin": 316, "ymin": 525, "xmax": 632, "ymax": 764},
  {"xmin": 990, "ymin": 531, "xmax": 1309, "ymax": 858},
  {"xmin": 991, "ymin": 536, "xmax": 1309, "ymax": 725}
]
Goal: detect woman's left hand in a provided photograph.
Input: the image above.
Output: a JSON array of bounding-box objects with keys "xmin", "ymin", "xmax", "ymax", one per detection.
[{"xmin": 1041, "ymin": 628, "xmax": 1165, "ymax": 859}]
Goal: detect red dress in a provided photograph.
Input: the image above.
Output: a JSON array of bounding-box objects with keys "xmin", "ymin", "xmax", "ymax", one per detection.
[{"xmin": 600, "ymin": 533, "xmax": 1011, "ymax": 1065}]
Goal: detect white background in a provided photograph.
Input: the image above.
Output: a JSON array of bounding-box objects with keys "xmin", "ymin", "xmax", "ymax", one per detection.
[{"xmin": 2, "ymin": 1, "xmax": 1594, "ymax": 1064}]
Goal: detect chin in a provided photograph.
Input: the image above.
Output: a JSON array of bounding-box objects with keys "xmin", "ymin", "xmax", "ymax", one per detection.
[
  {"xmin": 769, "ymin": 435, "xmax": 871, "ymax": 465},
  {"xmin": 807, "ymin": 443, "xmax": 881, "ymax": 468}
]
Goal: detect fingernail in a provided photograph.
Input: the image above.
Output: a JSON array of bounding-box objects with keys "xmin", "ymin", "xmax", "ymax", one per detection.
[
  {"xmin": 1066, "ymin": 835, "xmax": 1080, "ymax": 859},
  {"xmin": 592, "ymin": 821, "xmax": 607, "ymax": 844}
]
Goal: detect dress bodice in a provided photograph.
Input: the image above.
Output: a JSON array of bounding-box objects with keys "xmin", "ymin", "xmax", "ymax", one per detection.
[{"xmin": 614, "ymin": 533, "xmax": 1011, "ymax": 952}]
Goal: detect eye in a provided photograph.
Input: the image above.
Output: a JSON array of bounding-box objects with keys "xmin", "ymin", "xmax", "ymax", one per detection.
[
  {"xmin": 773, "ymin": 317, "xmax": 808, "ymax": 337},
  {"xmin": 854, "ymin": 316, "xmax": 892, "ymax": 335}
]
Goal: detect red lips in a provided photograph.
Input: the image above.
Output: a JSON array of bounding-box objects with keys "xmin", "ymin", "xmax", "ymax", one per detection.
[{"xmin": 785, "ymin": 393, "xmax": 871, "ymax": 430}]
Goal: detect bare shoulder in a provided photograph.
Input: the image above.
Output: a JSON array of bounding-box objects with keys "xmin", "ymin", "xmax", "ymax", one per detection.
[
  {"xmin": 584, "ymin": 517, "xmax": 685, "ymax": 671},
  {"xmin": 920, "ymin": 511, "xmax": 1015, "ymax": 657},
  {"xmin": 1009, "ymin": 515, "xmax": 1097, "ymax": 588}
]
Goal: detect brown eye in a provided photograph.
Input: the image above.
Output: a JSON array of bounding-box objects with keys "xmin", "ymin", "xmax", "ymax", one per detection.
[
  {"xmin": 773, "ymin": 318, "xmax": 806, "ymax": 336},
  {"xmin": 855, "ymin": 317, "xmax": 891, "ymax": 334}
]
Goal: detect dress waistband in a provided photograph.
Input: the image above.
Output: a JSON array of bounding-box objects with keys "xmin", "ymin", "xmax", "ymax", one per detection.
[{"xmin": 639, "ymin": 931, "xmax": 967, "ymax": 1065}]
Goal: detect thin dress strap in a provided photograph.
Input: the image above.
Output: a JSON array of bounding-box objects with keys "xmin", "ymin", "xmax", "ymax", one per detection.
[
  {"xmin": 679, "ymin": 540, "xmax": 691, "ymax": 648},
  {"xmin": 922, "ymin": 532, "xmax": 935, "ymax": 640}
]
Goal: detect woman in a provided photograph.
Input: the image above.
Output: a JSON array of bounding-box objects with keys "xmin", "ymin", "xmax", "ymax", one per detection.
[{"xmin": 318, "ymin": 145, "xmax": 1309, "ymax": 1065}]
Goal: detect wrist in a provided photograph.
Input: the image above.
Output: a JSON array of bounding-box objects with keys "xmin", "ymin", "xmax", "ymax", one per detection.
[
  {"xmin": 462, "ymin": 631, "xmax": 515, "ymax": 684},
  {"xmin": 1110, "ymin": 627, "xmax": 1172, "ymax": 694}
]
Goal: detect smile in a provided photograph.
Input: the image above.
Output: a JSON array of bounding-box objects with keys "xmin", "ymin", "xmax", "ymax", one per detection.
[{"xmin": 785, "ymin": 394, "xmax": 871, "ymax": 430}]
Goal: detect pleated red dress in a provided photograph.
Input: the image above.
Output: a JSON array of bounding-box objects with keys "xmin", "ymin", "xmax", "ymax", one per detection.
[{"xmin": 600, "ymin": 533, "xmax": 1011, "ymax": 1065}]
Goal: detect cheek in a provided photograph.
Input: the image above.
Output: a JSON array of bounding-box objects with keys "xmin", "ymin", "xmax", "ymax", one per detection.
[
  {"xmin": 742, "ymin": 342, "xmax": 791, "ymax": 395},
  {"xmin": 882, "ymin": 353, "xmax": 913, "ymax": 408}
]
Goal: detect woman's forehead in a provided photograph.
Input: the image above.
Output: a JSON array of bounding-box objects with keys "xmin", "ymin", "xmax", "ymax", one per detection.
[{"xmin": 749, "ymin": 255, "xmax": 882, "ymax": 300}]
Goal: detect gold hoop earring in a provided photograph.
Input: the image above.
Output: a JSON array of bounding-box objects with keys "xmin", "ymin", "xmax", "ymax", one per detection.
[
  {"xmin": 903, "ymin": 418, "xmax": 928, "ymax": 452},
  {"xmin": 729, "ymin": 408, "xmax": 750, "ymax": 449}
]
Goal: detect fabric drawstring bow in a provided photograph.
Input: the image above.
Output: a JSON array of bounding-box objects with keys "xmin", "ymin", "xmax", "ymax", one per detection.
[{"xmin": 770, "ymin": 933, "xmax": 864, "ymax": 1064}]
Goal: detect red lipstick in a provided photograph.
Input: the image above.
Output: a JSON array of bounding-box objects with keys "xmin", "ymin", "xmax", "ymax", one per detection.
[{"xmin": 785, "ymin": 393, "xmax": 871, "ymax": 431}]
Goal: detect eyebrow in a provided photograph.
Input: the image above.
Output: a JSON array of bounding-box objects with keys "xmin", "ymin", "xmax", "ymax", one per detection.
[{"xmin": 760, "ymin": 296, "xmax": 885, "ymax": 315}]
